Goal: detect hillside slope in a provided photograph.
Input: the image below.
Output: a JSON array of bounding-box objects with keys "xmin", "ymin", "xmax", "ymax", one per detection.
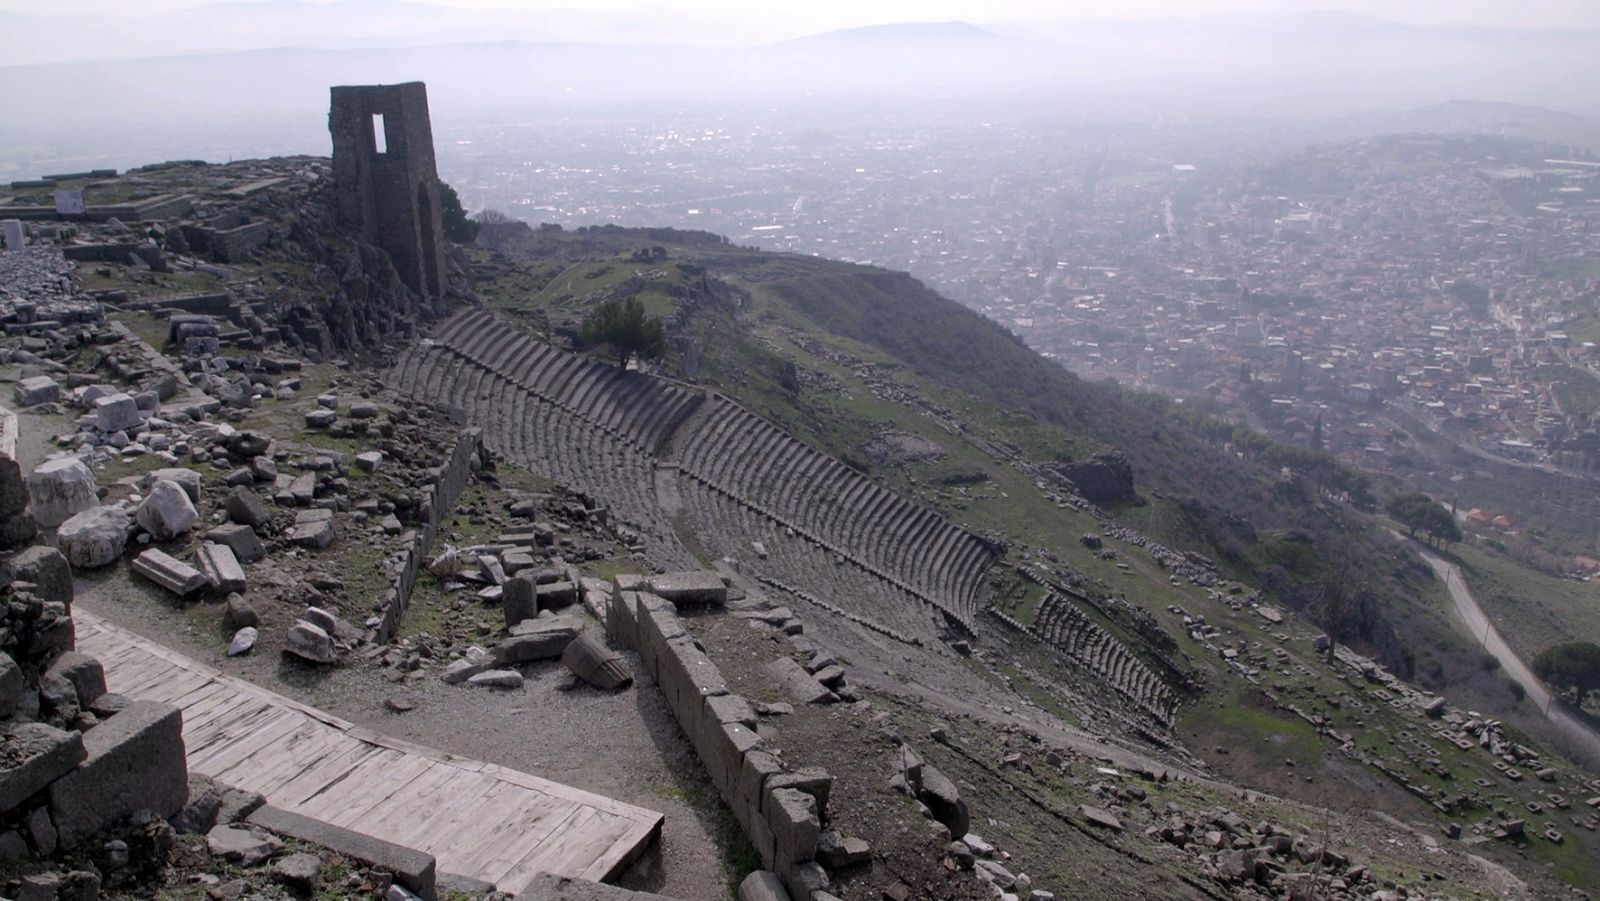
[
  {"xmin": 469, "ymin": 221, "xmax": 1600, "ymax": 893},
  {"xmin": 11, "ymin": 144, "xmax": 1600, "ymax": 897},
  {"xmin": 480, "ymin": 225, "xmax": 1456, "ymax": 684}
]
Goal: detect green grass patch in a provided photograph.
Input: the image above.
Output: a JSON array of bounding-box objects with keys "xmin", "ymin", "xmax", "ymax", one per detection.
[
  {"xmin": 1452, "ymin": 542, "xmax": 1600, "ymax": 663},
  {"xmin": 109, "ymin": 311, "xmax": 172, "ymax": 352},
  {"xmin": 997, "ymin": 662, "xmax": 1083, "ymax": 727},
  {"xmin": 398, "ymin": 571, "xmax": 454, "ymax": 641},
  {"xmin": 1563, "ymin": 315, "xmax": 1600, "ymax": 344},
  {"xmin": 1189, "ymin": 694, "xmax": 1325, "ymax": 762},
  {"xmin": 578, "ymin": 555, "xmax": 643, "ymax": 583},
  {"xmin": 1533, "ymin": 363, "xmax": 1600, "ymax": 416}
]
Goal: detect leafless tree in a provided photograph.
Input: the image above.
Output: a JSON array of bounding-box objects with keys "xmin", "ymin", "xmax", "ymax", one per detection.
[{"xmin": 1315, "ymin": 527, "xmax": 1357, "ymax": 663}]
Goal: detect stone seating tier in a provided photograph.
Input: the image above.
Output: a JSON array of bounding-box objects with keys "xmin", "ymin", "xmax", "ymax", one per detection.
[
  {"xmin": 1030, "ymin": 593, "xmax": 1174, "ymax": 723},
  {"xmin": 392, "ymin": 310, "xmax": 998, "ymax": 630}
]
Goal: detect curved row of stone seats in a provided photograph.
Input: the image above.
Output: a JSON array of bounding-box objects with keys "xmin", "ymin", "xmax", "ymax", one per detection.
[
  {"xmin": 755, "ymin": 575, "xmax": 924, "ymax": 647},
  {"xmin": 395, "ymin": 310, "xmax": 693, "ymax": 528},
  {"xmin": 674, "ymin": 394, "xmax": 996, "ymax": 624},
  {"xmin": 430, "ymin": 308, "xmax": 702, "ymax": 456},
  {"xmin": 389, "ymin": 338, "xmax": 694, "ymax": 570},
  {"xmin": 390, "ymin": 342, "xmax": 449, "ymax": 414},
  {"xmin": 986, "ymin": 607, "xmax": 1168, "ymax": 740},
  {"xmin": 677, "ymin": 463, "xmax": 972, "ymax": 630},
  {"xmin": 677, "ymin": 478, "xmax": 947, "ymax": 644},
  {"xmin": 1029, "ymin": 593, "xmax": 1175, "ymax": 724},
  {"xmin": 391, "ymin": 342, "xmax": 430, "ymax": 402},
  {"xmin": 396, "ymin": 309, "xmax": 995, "ymax": 614},
  {"xmin": 1036, "ymin": 595, "xmax": 1174, "ymax": 720}
]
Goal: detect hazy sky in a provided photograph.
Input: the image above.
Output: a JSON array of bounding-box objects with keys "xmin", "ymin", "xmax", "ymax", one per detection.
[{"xmin": 5, "ymin": 0, "xmax": 1600, "ymax": 30}]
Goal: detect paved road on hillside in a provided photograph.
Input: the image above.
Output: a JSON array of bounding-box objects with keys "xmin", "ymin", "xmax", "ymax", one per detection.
[{"xmin": 1407, "ymin": 539, "xmax": 1600, "ymax": 766}]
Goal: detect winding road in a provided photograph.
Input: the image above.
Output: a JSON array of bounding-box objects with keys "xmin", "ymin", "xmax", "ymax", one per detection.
[{"xmin": 1407, "ymin": 538, "xmax": 1600, "ymax": 766}]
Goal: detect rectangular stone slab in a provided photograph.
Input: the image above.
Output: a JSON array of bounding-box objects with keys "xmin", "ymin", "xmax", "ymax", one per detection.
[
  {"xmin": 494, "ymin": 619, "xmax": 578, "ymax": 665},
  {"xmin": 195, "ymin": 542, "xmax": 247, "ymax": 595},
  {"xmin": 0, "ymin": 722, "xmax": 86, "ymax": 813},
  {"xmin": 48, "ymin": 700, "xmax": 186, "ymax": 847},
  {"xmin": 205, "ymin": 523, "xmax": 266, "ymax": 564},
  {"xmin": 250, "ymin": 804, "xmax": 437, "ymax": 900},
  {"xmin": 647, "ymin": 572, "xmax": 727, "ymax": 608},
  {"xmin": 131, "ymin": 548, "xmax": 208, "ymax": 598},
  {"xmin": 291, "ymin": 508, "xmax": 335, "ymax": 549},
  {"xmin": 535, "ymin": 580, "xmax": 578, "ymax": 610}
]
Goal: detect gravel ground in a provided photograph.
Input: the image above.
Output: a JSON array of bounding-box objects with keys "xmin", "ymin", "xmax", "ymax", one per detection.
[
  {"xmin": 74, "ymin": 583, "xmax": 736, "ymax": 900},
  {"xmin": 0, "ymin": 246, "xmax": 75, "ymax": 302}
]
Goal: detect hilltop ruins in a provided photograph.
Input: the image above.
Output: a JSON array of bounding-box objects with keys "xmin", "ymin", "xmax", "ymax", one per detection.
[{"xmin": 0, "ymin": 81, "xmax": 1594, "ymax": 901}]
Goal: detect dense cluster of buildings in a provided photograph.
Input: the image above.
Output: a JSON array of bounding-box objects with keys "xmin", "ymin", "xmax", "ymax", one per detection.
[{"xmin": 444, "ymin": 121, "xmax": 1600, "ymax": 477}]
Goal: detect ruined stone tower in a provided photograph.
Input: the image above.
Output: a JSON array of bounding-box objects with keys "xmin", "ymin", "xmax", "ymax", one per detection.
[{"xmin": 328, "ymin": 82, "xmax": 446, "ymax": 299}]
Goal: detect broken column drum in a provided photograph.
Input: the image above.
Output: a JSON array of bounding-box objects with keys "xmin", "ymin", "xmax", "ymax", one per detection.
[{"xmin": 327, "ymin": 82, "xmax": 447, "ymax": 300}]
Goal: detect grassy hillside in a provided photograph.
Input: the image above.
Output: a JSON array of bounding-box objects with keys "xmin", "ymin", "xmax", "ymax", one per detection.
[
  {"xmin": 471, "ymin": 224, "xmax": 1542, "ymax": 715},
  {"xmin": 461, "ymin": 223, "xmax": 1600, "ymax": 890}
]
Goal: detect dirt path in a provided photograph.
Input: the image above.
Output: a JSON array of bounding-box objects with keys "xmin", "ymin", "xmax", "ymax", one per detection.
[{"xmin": 1406, "ymin": 536, "xmax": 1600, "ymax": 766}]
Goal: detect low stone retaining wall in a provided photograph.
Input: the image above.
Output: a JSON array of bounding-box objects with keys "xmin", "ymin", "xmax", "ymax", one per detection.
[
  {"xmin": 608, "ymin": 588, "xmax": 830, "ymax": 900},
  {"xmin": 1, "ymin": 194, "xmax": 194, "ymax": 223},
  {"xmin": 248, "ymin": 805, "xmax": 437, "ymax": 899},
  {"xmin": 373, "ymin": 428, "xmax": 484, "ymax": 644}
]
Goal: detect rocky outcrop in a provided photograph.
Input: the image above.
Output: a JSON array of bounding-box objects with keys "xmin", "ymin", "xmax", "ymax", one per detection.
[
  {"xmin": 0, "ymin": 450, "xmax": 191, "ymax": 869},
  {"xmin": 1057, "ymin": 453, "xmax": 1135, "ymax": 505}
]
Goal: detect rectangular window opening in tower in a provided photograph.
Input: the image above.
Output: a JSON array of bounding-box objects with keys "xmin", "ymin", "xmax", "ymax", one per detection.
[{"xmin": 372, "ymin": 114, "xmax": 387, "ymax": 154}]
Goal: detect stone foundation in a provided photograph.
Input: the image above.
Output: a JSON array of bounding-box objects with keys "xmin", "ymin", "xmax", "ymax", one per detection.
[{"xmin": 609, "ymin": 583, "xmax": 830, "ymax": 900}]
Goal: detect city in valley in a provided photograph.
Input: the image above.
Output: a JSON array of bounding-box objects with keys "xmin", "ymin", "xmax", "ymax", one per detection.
[
  {"xmin": 447, "ymin": 112, "xmax": 1600, "ymax": 568},
  {"xmin": 3, "ymin": 3, "xmax": 1600, "ymax": 900}
]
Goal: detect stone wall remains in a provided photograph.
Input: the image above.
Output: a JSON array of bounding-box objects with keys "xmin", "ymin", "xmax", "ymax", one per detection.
[
  {"xmin": 374, "ymin": 427, "xmax": 485, "ymax": 644},
  {"xmin": 328, "ymin": 82, "xmax": 447, "ymax": 300},
  {"xmin": 608, "ymin": 588, "xmax": 830, "ymax": 900}
]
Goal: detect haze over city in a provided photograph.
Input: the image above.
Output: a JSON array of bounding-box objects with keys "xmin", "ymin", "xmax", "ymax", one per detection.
[{"xmin": 2, "ymin": 2, "xmax": 1600, "ymax": 899}]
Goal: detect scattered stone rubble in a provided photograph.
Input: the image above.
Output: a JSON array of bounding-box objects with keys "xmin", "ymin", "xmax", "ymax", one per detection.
[
  {"xmin": 5, "ymin": 152, "xmax": 476, "ymax": 358},
  {"xmin": 0, "ymin": 442, "xmax": 192, "ymax": 891},
  {"xmin": 0, "ymin": 153, "xmax": 523, "ymax": 899},
  {"xmin": 363, "ymin": 480, "xmax": 637, "ymax": 685},
  {"xmin": 7, "ymin": 150, "xmax": 1585, "ymax": 900}
]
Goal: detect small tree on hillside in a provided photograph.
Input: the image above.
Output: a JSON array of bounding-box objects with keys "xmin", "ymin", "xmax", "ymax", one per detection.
[
  {"xmin": 1386, "ymin": 492, "xmax": 1462, "ymax": 547},
  {"xmin": 1315, "ymin": 527, "xmax": 1357, "ymax": 662},
  {"xmin": 1533, "ymin": 642, "xmax": 1600, "ymax": 703},
  {"xmin": 438, "ymin": 181, "xmax": 479, "ymax": 244},
  {"xmin": 580, "ymin": 296, "xmax": 665, "ymax": 369}
]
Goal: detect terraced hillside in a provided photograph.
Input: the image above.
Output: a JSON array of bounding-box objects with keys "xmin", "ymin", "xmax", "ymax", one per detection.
[
  {"xmin": 666, "ymin": 393, "xmax": 997, "ymax": 630},
  {"xmin": 1025, "ymin": 592, "xmax": 1176, "ymax": 723},
  {"xmin": 459, "ymin": 224, "xmax": 1600, "ymax": 891},
  {"xmin": 390, "ymin": 307, "xmax": 1001, "ymax": 651},
  {"xmin": 390, "ymin": 307, "xmax": 702, "ymax": 569}
]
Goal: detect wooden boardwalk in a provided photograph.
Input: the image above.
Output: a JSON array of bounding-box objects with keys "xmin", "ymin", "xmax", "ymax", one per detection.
[{"xmin": 75, "ymin": 611, "xmax": 663, "ymax": 893}]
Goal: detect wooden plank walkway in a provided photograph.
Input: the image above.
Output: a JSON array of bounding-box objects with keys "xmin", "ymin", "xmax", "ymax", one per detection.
[{"xmin": 75, "ymin": 611, "xmax": 663, "ymax": 893}]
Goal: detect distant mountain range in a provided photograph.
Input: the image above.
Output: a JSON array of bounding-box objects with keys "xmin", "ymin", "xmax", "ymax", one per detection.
[
  {"xmin": 4, "ymin": 3, "xmax": 1598, "ymax": 68},
  {"xmin": 2, "ymin": 8, "xmax": 1600, "ymax": 174}
]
